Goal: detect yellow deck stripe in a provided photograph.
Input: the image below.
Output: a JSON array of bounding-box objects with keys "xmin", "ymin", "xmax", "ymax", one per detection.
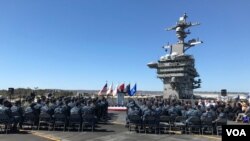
[
  {"xmin": 20, "ymin": 130, "xmax": 61, "ymax": 141},
  {"xmin": 194, "ymin": 135, "xmax": 221, "ymax": 140}
]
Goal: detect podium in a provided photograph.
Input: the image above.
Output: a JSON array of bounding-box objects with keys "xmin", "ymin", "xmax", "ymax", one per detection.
[{"xmin": 117, "ymin": 92, "xmax": 125, "ymax": 106}]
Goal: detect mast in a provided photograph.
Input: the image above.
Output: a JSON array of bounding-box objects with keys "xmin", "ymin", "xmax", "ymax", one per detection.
[{"xmin": 164, "ymin": 13, "xmax": 203, "ymax": 55}]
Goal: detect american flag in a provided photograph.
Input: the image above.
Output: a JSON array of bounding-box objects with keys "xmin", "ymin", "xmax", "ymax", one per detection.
[{"xmin": 98, "ymin": 83, "xmax": 108, "ymax": 95}]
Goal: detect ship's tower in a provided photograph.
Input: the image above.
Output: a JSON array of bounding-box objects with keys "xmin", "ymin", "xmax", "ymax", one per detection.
[{"xmin": 148, "ymin": 13, "xmax": 202, "ymax": 99}]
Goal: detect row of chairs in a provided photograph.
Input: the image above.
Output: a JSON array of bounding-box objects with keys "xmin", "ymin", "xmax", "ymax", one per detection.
[
  {"xmin": 0, "ymin": 112, "xmax": 96, "ymax": 133},
  {"xmin": 36, "ymin": 113, "xmax": 95, "ymax": 132},
  {"xmin": 127, "ymin": 115, "xmax": 227, "ymax": 135},
  {"xmin": 128, "ymin": 115, "xmax": 185, "ymax": 134}
]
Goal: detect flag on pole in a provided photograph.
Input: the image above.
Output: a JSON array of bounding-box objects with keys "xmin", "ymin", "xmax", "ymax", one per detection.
[
  {"xmin": 129, "ymin": 83, "xmax": 137, "ymax": 96},
  {"xmin": 113, "ymin": 84, "xmax": 118, "ymax": 96},
  {"xmin": 106, "ymin": 83, "xmax": 113, "ymax": 95},
  {"xmin": 98, "ymin": 83, "xmax": 108, "ymax": 96},
  {"xmin": 118, "ymin": 83, "xmax": 125, "ymax": 93},
  {"xmin": 125, "ymin": 83, "xmax": 130, "ymax": 95}
]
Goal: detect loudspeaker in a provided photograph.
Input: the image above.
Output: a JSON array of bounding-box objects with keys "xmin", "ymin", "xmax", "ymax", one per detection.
[
  {"xmin": 8, "ymin": 88, "xmax": 14, "ymax": 95},
  {"xmin": 221, "ymin": 89, "xmax": 227, "ymax": 96},
  {"xmin": 30, "ymin": 92, "xmax": 36, "ymax": 98}
]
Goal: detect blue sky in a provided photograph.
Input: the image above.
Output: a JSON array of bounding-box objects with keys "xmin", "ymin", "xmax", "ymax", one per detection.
[{"xmin": 0, "ymin": 0, "xmax": 249, "ymax": 92}]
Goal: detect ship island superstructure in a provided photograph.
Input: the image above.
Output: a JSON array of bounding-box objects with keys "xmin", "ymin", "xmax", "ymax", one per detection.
[{"xmin": 148, "ymin": 13, "xmax": 203, "ymax": 99}]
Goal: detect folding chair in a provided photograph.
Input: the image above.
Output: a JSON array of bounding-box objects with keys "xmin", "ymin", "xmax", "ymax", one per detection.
[
  {"xmin": 53, "ymin": 113, "xmax": 67, "ymax": 131},
  {"xmin": 143, "ymin": 115, "xmax": 158, "ymax": 134},
  {"xmin": 174, "ymin": 116, "xmax": 186, "ymax": 132},
  {"xmin": 159, "ymin": 116, "xmax": 171, "ymax": 134},
  {"xmin": 23, "ymin": 113, "xmax": 36, "ymax": 130},
  {"xmin": 38, "ymin": 113, "xmax": 54, "ymax": 130},
  {"xmin": 201, "ymin": 118, "xmax": 213, "ymax": 135},
  {"xmin": 128, "ymin": 115, "xmax": 142, "ymax": 133},
  {"xmin": 82, "ymin": 114, "xmax": 95, "ymax": 132},
  {"xmin": 0, "ymin": 113, "xmax": 12, "ymax": 134},
  {"xmin": 68, "ymin": 114, "xmax": 81, "ymax": 132},
  {"xmin": 185, "ymin": 117, "xmax": 201, "ymax": 134}
]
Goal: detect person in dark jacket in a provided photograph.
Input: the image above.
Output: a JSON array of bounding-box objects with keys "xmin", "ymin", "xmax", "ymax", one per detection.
[{"xmin": 11, "ymin": 100, "xmax": 23, "ymax": 130}]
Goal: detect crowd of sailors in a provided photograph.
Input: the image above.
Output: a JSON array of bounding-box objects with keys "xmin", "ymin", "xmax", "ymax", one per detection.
[
  {"xmin": 0, "ymin": 95, "xmax": 108, "ymax": 132},
  {"xmin": 126, "ymin": 98, "xmax": 250, "ymax": 133},
  {"xmin": 1, "ymin": 94, "xmax": 250, "ymax": 133}
]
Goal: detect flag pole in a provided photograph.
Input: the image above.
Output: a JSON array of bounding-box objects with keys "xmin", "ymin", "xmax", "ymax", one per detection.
[
  {"xmin": 112, "ymin": 83, "xmax": 116, "ymax": 106},
  {"xmin": 112, "ymin": 94, "xmax": 114, "ymax": 106}
]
